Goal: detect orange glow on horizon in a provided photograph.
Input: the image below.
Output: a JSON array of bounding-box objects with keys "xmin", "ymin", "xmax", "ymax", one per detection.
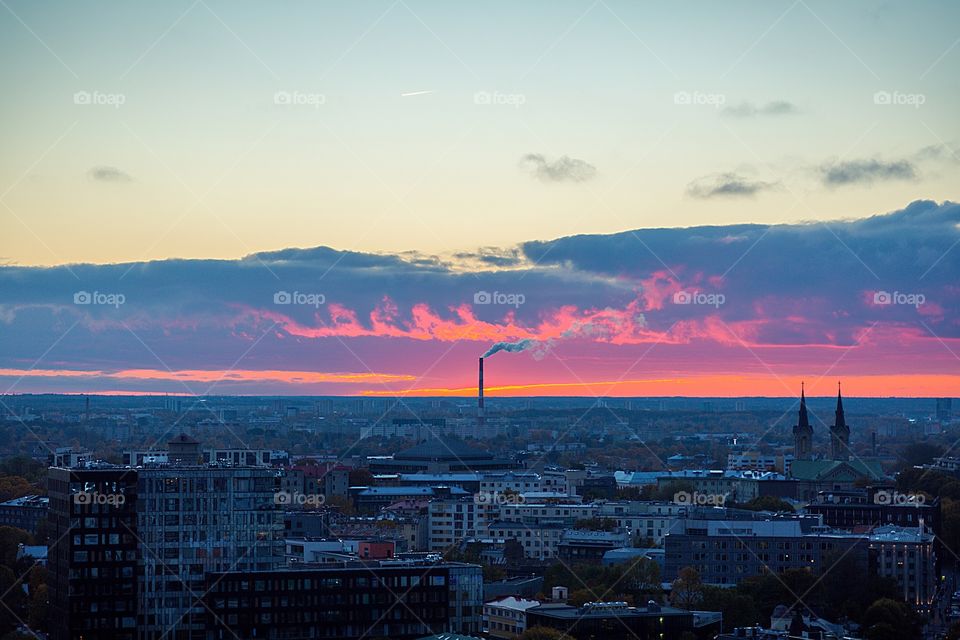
[{"xmin": 359, "ymin": 374, "xmax": 960, "ymax": 398}]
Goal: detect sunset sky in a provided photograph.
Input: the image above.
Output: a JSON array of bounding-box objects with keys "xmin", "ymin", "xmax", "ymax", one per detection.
[{"xmin": 1, "ymin": 1, "xmax": 958, "ymax": 396}]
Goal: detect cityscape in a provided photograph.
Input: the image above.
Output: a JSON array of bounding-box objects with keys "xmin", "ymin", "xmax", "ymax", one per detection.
[{"xmin": 1, "ymin": 2, "xmax": 959, "ymax": 640}]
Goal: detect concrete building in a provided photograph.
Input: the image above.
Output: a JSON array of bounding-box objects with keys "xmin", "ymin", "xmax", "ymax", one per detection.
[
  {"xmin": 48, "ymin": 435, "xmax": 284, "ymax": 640},
  {"xmin": 664, "ymin": 516, "xmax": 868, "ymax": 585},
  {"xmin": 556, "ymin": 529, "xmax": 631, "ymax": 564},
  {"xmin": 429, "ymin": 497, "xmax": 480, "ymax": 551},
  {"xmin": 483, "ymin": 596, "xmax": 540, "ymax": 639},
  {"xmin": 203, "ymin": 561, "xmax": 484, "ymax": 639},
  {"xmin": 0, "ymin": 494, "xmax": 49, "ymax": 534},
  {"xmin": 869, "ymin": 525, "xmax": 936, "ymax": 611}
]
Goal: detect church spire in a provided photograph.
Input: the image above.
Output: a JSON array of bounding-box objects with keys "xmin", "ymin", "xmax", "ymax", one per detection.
[
  {"xmin": 835, "ymin": 382, "xmax": 846, "ymax": 429},
  {"xmin": 830, "ymin": 381, "xmax": 850, "ymax": 461},
  {"xmin": 798, "ymin": 381, "xmax": 809, "ymax": 429},
  {"xmin": 794, "ymin": 382, "xmax": 813, "ymax": 460}
]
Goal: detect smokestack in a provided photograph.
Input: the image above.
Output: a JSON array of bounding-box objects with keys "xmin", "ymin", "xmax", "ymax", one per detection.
[{"xmin": 478, "ymin": 357, "xmax": 485, "ymax": 429}]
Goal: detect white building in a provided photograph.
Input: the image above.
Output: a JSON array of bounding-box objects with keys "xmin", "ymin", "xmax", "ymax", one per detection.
[{"xmin": 484, "ymin": 596, "xmax": 541, "ymax": 638}]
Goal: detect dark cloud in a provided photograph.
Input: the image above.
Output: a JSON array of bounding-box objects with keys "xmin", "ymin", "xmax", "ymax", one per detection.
[
  {"xmin": 722, "ymin": 100, "xmax": 798, "ymax": 118},
  {"xmin": 820, "ymin": 159, "xmax": 916, "ymax": 186},
  {"xmin": 687, "ymin": 173, "xmax": 778, "ymax": 198},
  {"xmin": 89, "ymin": 166, "xmax": 133, "ymax": 182},
  {"xmin": 520, "ymin": 153, "xmax": 596, "ymax": 183},
  {"xmin": 1, "ymin": 200, "xmax": 957, "ymax": 392},
  {"xmin": 453, "ymin": 247, "xmax": 523, "ymax": 268}
]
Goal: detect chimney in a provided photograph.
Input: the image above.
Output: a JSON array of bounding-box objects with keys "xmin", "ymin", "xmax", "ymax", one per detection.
[{"xmin": 478, "ymin": 357, "xmax": 485, "ymax": 431}]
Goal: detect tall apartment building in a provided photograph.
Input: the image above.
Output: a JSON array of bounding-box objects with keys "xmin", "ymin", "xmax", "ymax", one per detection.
[
  {"xmin": 48, "ymin": 467, "xmax": 140, "ymax": 640},
  {"xmin": 136, "ymin": 465, "xmax": 283, "ymax": 638},
  {"xmin": 48, "ymin": 436, "xmax": 284, "ymax": 640}
]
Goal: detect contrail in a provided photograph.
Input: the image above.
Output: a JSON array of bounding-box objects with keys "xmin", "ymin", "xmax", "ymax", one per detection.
[{"xmin": 400, "ymin": 90, "xmax": 435, "ymax": 97}]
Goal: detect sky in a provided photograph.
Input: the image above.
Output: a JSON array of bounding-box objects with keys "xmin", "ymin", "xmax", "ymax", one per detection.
[{"xmin": 1, "ymin": 1, "xmax": 958, "ymax": 397}]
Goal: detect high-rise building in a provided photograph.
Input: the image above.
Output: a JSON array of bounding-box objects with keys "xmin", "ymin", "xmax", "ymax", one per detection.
[
  {"xmin": 937, "ymin": 398, "xmax": 953, "ymax": 422},
  {"xmin": 48, "ymin": 467, "xmax": 140, "ymax": 640},
  {"xmin": 47, "ymin": 436, "xmax": 284, "ymax": 640},
  {"xmin": 136, "ymin": 465, "xmax": 283, "ymax": 639}
]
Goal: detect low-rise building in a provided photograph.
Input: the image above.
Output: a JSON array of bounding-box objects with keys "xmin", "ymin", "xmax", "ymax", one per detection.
[
  {"xmin": 483, "ymin": 596, "xmax": 540, "ymax": 639},
  {"xmin": 0, "ymin": 494, "xmax": 49, "ymax": 533},
  {"xmin": 204, "ymin": 561, "xmax": 484, "ymax": 639}
]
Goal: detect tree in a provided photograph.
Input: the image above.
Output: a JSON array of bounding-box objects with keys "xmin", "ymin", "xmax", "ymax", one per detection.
[
  {"xmin": 519, "ymin": 626, "xmax": 569, "ymax": 640},
  {"xmin": 900, "ymin": 442, "xmax": 944, "ymax": 469},
  {"xmin": 669, "ymin": 566, "xmax": 704, "ymax": 610},
  {"xmin": 861, "ymin": 598, "xmax": 919, "ymax": 640},
  {"xmin": 701, "ymin": 586, "xmax": 761, "ymax": 629},
  {"xmin": 0, "ymin": 527, "xmax": 31, "ymax": 568},
  {"xmin": 624, "ymin": 557, "xmax": 661, "ymax": 601},
  {"xmin": 503, "ymin": 538, "xmax": 525, "ymax": 563}
]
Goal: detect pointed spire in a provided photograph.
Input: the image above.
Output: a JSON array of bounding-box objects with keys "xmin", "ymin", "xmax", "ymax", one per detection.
[
  {"xmin": 835, "ymin": 381, "xmax": 846, "ymax": 428},
  {"xmin": 798, "ymin": 382, "xmax": 810, "ymax": 428}
]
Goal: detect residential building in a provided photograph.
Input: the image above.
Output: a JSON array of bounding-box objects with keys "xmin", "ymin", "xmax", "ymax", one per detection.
[
  {"xmin": 429, "ymin": 497, "xmax": 479, "ymax": 551},
  {"xmin": 0, "ymin": 494, "xmax": 49, "ymax": 533},
  {"xmin": 556, "ymin": 529, "xmax": 631, "ymax": 564},
  {"xmin": 484, "ymin": 596, "xmax": 540, "ymax": 639},
  {"xmin": 203, "ymin": 561, "xmax": 484, "ymax": 639},
  {"xmin": 48, "ymin": 466, "xmax": 139, "ymax": 640},
  {"xmin": 664, "ymin": 516, "xmax": 868, "ymax": 585}
]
